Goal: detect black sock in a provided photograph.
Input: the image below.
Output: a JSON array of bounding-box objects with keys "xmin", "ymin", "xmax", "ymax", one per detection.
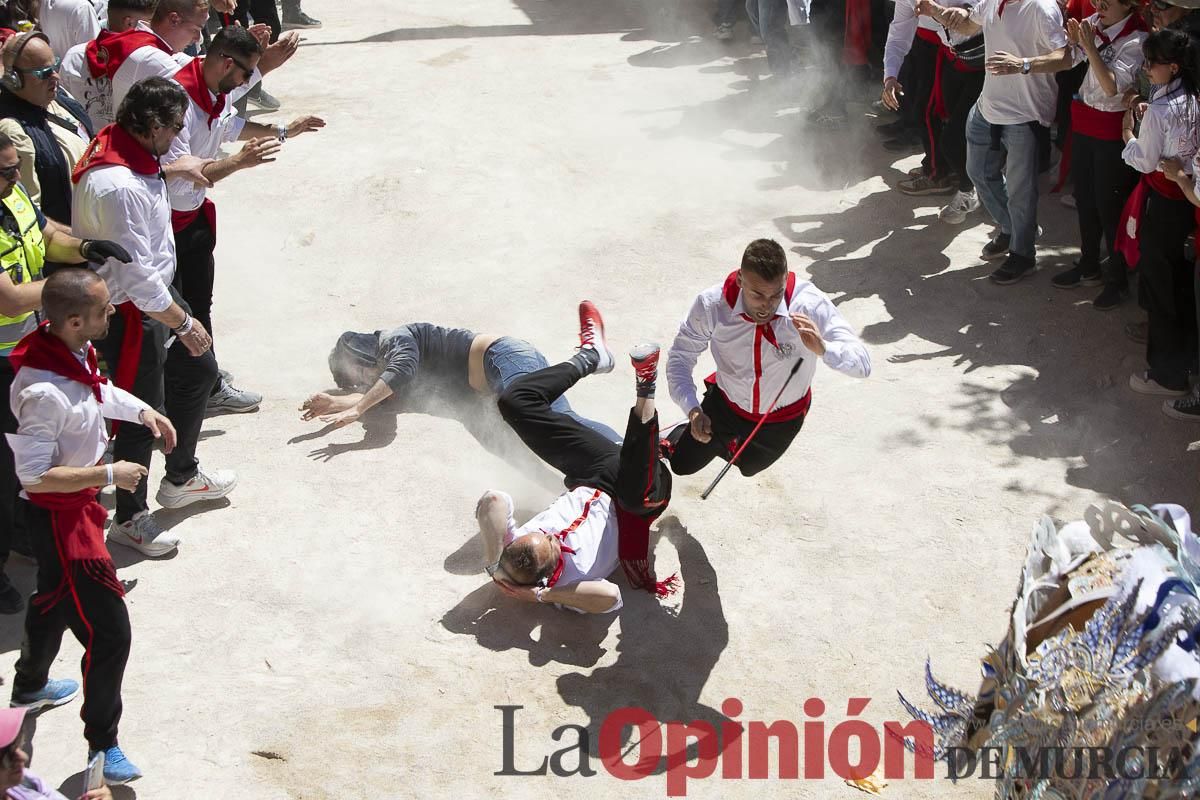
[{"xmin": 569, "ymin": 347, "xmax": 600, "ymax": 377}]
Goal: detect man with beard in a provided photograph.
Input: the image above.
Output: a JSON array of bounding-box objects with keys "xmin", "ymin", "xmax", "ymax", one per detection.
[{"xmin": 166, "ymin": 24, "xmax": 322, "ymax": 412}]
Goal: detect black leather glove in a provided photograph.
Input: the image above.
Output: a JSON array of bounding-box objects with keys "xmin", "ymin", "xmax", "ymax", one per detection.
[{"xmin": 79, "ymin": 239, "xmax": 132, "ymax": 265}]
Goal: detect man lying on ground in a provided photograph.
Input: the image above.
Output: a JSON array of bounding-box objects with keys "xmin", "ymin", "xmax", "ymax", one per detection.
[{"xmin": 476, "ymin": 301, "xmax": 676, "ymax": 615}]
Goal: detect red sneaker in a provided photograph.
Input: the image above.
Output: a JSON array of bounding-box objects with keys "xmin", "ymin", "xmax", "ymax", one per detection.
[
  {"xmin": 629, "ymin": 343, "xmax": 660, "ymax": 383},
  {"xmin": 578, "ymin": 300, "xmax": 614, "ymax": 374}
]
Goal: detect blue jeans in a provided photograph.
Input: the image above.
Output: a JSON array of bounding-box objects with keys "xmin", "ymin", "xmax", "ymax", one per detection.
[
  {"xmin": 965, "ymin": 103, "xmax": 1041, "ymax": 259},
  {"xmin": 746, "ymin": 0, "xmax": 792, "ymax": 74},
  {"xmin": 483, "ymin": 338, "xmax": 622, "ymax": 444}
]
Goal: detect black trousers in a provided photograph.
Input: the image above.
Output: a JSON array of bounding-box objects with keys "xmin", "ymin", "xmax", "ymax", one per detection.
[
  {"xmin": 173, "ymin": 213, "xmax": 217, "ymax": 344},
  {"xmin": 225, "ymin": 0, "xmax": 282, "ymax": 40},
  {"xmin": 937, "ymin": 64, "xmax": 984, "ymax": 191},
  {"xmin": 1055, "ymin": 62, "xmax": 1088, "ymax": 151},
  {"xmin": 496, "ymin": 363, "xmax": 672, "ymax": 517},
  {"xmin": 1139, "ymin": 190, "xmax": 1198, "ymax": 391},
  {"xmin": 904, "ymin": 36, "xmax": 940, "ymax": 174},
  {"xmin": 1071, "ymin": 132, "xmax": 1137, "ymax": 285},
  {"xmin": 14, "ymin": 504, "xmax": 130, "ymax": 752},
  {"xmin": 0, "ymin": 358, "xmax": 27, "ymax": 566},
  {"xmin": 667, "ymin": 382, "xmax": 806, "ymax": 477},
  {"xmin": 95, "ymin": 298, "xmax": 218, "ymax": 523}
]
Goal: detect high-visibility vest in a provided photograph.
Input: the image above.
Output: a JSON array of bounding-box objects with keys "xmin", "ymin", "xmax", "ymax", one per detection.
[{"xmin": 0, "ymin": 184, "xmax": 45, "ymax": 356}]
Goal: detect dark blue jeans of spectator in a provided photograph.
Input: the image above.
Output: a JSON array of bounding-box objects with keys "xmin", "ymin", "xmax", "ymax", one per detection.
[
  {"xmin": 746, "ymin": 0, "xmax": 792, "ymax": 74},
  {"xmin": 483, "ymin": 338, "xmax": 622, "ymax": 444}
]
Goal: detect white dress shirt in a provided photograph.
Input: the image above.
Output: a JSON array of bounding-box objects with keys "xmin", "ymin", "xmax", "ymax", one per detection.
[
  {"xmin": 165, "ymin": 68, "xmax": 260, "ymax": 212},
  {"xmin": 71, "ymin": 163, "xmax": 176, "ymax": 313},
  {"xmin": 60, "ymin": 40, "xmax": 113, "ymax": 129},
  {"xmin": 970, "ymin": 0, "xmax": 1068, "ymax": 126},
  {"xmin": 494, "ymin": 488, "xmax": 622, "ymax": 614},
  {"xmin": 109, "ymin": 21, "xmax": 192, "ymax": 115},
  {"xmin": 667, "ymin": 276, "xmax": 872, "ymax": 418},
  {"xmin": 39, "ymin": 0, "xmax": 102, "ymax": 59},
  {"xmin": 1123, "ymin": 79, "xmax": 1199, "ymax": 175},
  {"xmin": 7, "ymin": 351, "xmax": 149, "ymax": 488},
  {"xmin": 1070, "ymin": 13, "xmax": 1145, "ymax": 113}
]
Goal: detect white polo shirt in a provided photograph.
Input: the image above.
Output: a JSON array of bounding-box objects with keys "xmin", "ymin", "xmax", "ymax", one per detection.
[
  {"xmin": 71, "ymin": 163, "xmax": 176, "ymax": 313},
  {"xmin": 971, "ymin": 0, "xmax": 1068, "ymax": 126}
]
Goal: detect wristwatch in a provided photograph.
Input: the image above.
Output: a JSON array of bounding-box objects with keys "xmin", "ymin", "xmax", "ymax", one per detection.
[
  {"xmin": 1021, "ymin": 58, "xmax": 1031, "ymax": 75},
  {"xmin": 276, "ymin": 124, "xmax": 287, "ymax": 142}
]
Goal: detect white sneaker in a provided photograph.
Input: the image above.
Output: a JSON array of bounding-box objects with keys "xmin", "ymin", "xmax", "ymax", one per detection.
[
  {"xmin": 155, "ymin": 467, "xmax": 238, "ymax": 509},
  {"xmin": 938, "ymin": 189, "xmax": 980, "ymax": 224},
  {"xmin": 108, "ymin": 513, "xmax": 180, "ymax": 557}
]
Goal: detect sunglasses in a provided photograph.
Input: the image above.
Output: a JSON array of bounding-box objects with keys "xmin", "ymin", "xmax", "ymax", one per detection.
[
  {"xmin": 16, "ymin": 57, "xmax": 61, "ymax": 80},
  {"xmin": 0, "ymin": 164, "xmax": 19, "ymax": 181},
  {"xmin": 228, "ymin": 56, "xmax": 254, "ymax": 76}
]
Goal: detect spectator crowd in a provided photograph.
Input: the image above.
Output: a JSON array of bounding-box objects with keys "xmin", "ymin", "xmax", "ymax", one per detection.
[{"xmin": 720, "ymin": 0, "xmax": 1200, "ymax": 422}]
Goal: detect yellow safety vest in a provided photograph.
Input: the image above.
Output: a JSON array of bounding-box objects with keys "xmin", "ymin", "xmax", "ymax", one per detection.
[{"xmin": 0, "ymin": 184, "xmax": 45, "ymax": 355}]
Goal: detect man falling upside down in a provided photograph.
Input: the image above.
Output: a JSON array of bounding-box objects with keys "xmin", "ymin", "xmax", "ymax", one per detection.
[{"xmin": 477, "ymin": 301, "xmax": 676, "ymax": 614}]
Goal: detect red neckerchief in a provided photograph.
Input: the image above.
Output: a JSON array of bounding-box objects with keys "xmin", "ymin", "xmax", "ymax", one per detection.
[
  {"xmin": 71, "ymin": 123, "xmax": 159, "ymax": 184},
  {"xmin": 173, "ymin": 57, "xmax": 225, "ymax": 128},
  {"xmin": 8, "ymin": 322, "xmax": 106, "ymax": 402},
  {"xmin": 84, "ymin": 29, "xmax": 170, "ymax": 80},
  {"xmin": 543, "ymin": 489, "xmax": 599, "ymax": 588},
  {"xmin": 1094, "ymin": 12, "xmax": 1146, "ymax": 49}
]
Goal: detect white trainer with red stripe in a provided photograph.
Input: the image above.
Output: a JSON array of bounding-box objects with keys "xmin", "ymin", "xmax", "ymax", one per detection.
[
  {"xmin": 156, "ymin": 466, "xmax": 238, "ymax": 510},
  {"xmin": 578, "ymin": 300, "xmax": 614, "ymax": 374},
  {"xmin": 108, "ymin": 512, "xmax": 180, "ymax": 557}
]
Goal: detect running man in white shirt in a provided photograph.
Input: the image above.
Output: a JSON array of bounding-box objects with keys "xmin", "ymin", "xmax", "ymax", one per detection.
[
  {"xmin": 665, "ymin": 239, "xmax": 871, "ymax": 478},
  {"xmin": 7, "ymin": 267, "xmax": 175, "ymax": 784},
  {"xmin": 478, "ymin": 302, "xmax": 676, "ymax": 614}
]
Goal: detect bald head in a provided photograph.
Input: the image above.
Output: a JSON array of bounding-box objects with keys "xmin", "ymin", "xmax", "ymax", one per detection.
[
  {"xmin": 2, "ymin": 33, "xmax": 59, "ymax": 108},
  {"xmin": 499, "ymin": 533, "xmax": 557, "ymax": 586}
]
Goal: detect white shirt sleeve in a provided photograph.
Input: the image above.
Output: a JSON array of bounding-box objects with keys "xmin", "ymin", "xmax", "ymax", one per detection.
[
  {"xmin": 99, "ymin": 381, "xmax": 151, "ymax": 423},
  {"xmin": 1109, "ymin": 42, "xmax": 1145, "ymax": 96},
  {"xmin": 93, "ymin": 186, "xmax": 174, "ymax": 313},
  {"xmin": 1039, "ymin": 3, "xmax": 1068, "ymax": 50},
  {"xmin": 666, "ymin": 293, "xmax": 715, "ymax": 414},
  {"xmin": 42, "ymin": 0, "xmax": 102, "ymax": 59},
  {"xmin": 7, "ymin": 386, "xmax": 68, "ymax": 485},
  {"xmin": 222, "ymin": 115, "xmax": 247, "ymax": 143},
  {"xmin": 492, "ymin": 490, "xmax": 519, "ymax": 546},
  {"xmin": 883, "ymin": 0, "xmax": 919, "ymax": 80},
  {"xmin": 803, "ymin": 293, "xmax": 873, "ymax": 378},
  {"xmin": 968, "ymin": 0, "xmax": 992, "ymax": 26},
  {"xmin": 1123, "ymin": 111, "xmax": 1166, "ymax": 174}
]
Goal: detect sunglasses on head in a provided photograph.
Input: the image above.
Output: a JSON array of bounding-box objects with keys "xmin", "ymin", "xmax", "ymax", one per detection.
[{"xmin": 16, "ymin": 57, "xmax": 61, "ymax": 80}]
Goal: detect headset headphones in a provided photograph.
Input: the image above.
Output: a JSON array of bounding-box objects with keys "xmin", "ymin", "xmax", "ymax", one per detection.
[{"xmin": 0, "ymin": 31, "xmax": 49, "ymax": 93}]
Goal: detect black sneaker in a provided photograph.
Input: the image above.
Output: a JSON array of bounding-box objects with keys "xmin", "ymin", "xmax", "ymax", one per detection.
[
  {"xmin": 989, "ymin": 255, "xmax": 1036, "ymax": 285},
  {"xmin": 1164, "ymin": 392, "xmax": 1200, "ymax": 421},
  {"xmin": 1092, "ymin": 284, "xmax": 1128, "ymax": 311},
  {"xmin": 980, "ymin": 233, "xmax": 1011, "ymax": 261},
  {"xmin": 1051, "ymin": 262, "xmax": 1103, "ymax": 289},
  {"xmin": 0, "ymin": 573, "xmax": 23, "ymax": 615},
  {"xmin": 283, "ymin": 10, "xmax": 322, "ymax": 29}
]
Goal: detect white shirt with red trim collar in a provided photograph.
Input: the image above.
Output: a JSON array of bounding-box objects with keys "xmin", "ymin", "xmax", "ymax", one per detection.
[
  {"xmin": 109, "ymin": 21, "xmax": 193, "ymax": 116},
  {"xmin": 666, "ymin": 274, "xmax": 872, "ymax": 418},
  {"xmin": 494, "ymin": 488, "xmax": 622, "ymax": 614},
  {"xmin": 61, "ymin": 40, "xmax": 113, "ymax": 129}
]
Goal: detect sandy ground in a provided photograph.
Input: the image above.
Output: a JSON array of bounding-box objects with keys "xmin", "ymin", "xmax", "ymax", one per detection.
[{"xmin": 2, "ymin": 1, "xmax": 1197, "ymax": 798}]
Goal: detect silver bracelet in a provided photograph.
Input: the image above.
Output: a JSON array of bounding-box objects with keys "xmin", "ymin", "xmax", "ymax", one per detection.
[
  {"xmin": 174, "ymin": 314, "xmax": 193, "ymax": 336},
  {"xmin": 534, "ymin": 586, "xmax": 548, "ymax": 603},
  {"xmin": 105, "ymin": 464, "xmax": 113, "ymax": 486}
]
